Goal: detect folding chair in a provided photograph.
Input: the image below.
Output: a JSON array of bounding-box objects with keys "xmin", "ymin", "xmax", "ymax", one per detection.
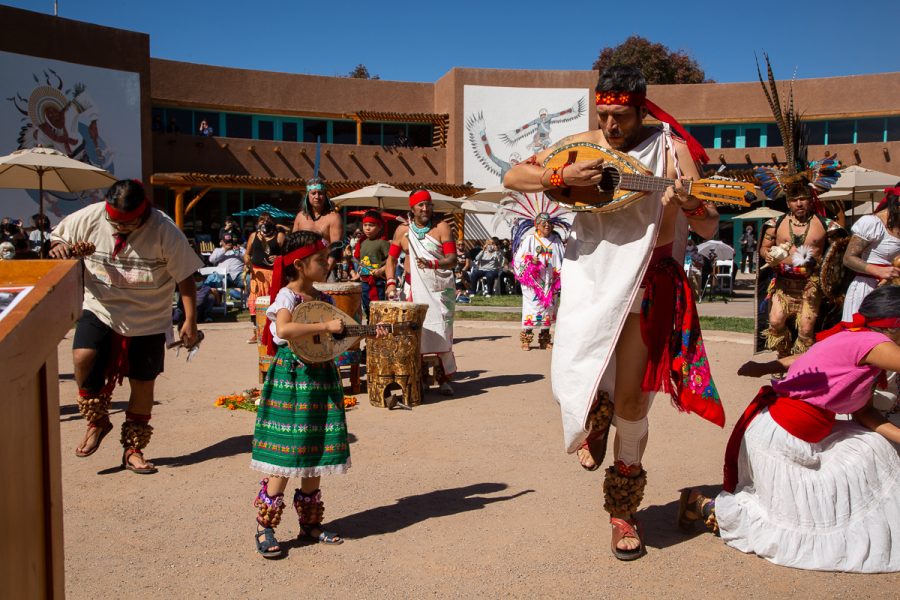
[{"xmin": 199, "ymin": 265, "xmax": 236, "ymax": 316}]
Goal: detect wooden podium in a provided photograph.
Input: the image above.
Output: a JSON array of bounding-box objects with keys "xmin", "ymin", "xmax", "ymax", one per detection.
[{"xmin": 0, "ymin": 260, "xmax": 82, "ymax": 600}]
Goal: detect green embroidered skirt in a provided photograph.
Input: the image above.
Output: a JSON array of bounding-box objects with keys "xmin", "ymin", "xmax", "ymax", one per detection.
[{"xmin": 250, "ymin": 344, "xmax": 350, "ymax": 477}]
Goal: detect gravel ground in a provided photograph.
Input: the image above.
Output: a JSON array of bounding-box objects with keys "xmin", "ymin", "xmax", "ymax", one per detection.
[{"xmin": 57, "ymin": 321, "xmax": 899, "ymax": 599}]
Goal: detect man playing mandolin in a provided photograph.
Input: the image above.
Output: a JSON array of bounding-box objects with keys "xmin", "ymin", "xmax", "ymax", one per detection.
[{"xmin": 504, "ymin": 66, "xmax": 726, "ymax": 561}]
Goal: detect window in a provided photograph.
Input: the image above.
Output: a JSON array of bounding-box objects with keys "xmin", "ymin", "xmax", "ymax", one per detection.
[
  {"xmin": 303, "ymin": 119, "xmax": 327, "ymax": 143},
  {"xmin": 152, "ymin": 107, "xmax": 165, "ymax": 132},
  {"xmin": 332, "ymin": 120, "xmax": 356, "ymax": 144},
  {"xmin": 195, "ymin": 111, "xmax": 220, "ymax": 135},
  {"xmin": 888, "ymin": 117, "xmax": 900, "ymax": 142},
  {"xmin": 408, "ymin": 124, "xmax": 433, "ymax": 147},
  {"xmin": 806, "ymin": 121, "xmax": 826, "ymax": 145},
  {"xmin": 744, "ymin": 127, "xmax": 761, "ymax": 148},
  {"xmin": 719, "ymin": 128, "xmax": 737, "ymax": 149},
  {"xmin": 857, "ymin": 118, "xmax": 884, "ymax": 143},
  {"xmin": 225, "ymin": 114, "xmax": 252, "ymax": 138},
  {"xmin": 688, "ymin": 125, "xmax": 714, "ymax": 148},
  {"xmin": 257, "ymin": 120, "xmax": 274, "ymax": 140},
  {"xmin": 766, "ymin": 124, "xmax": 783, "ymax": 147},
  {"xmin": 166, "ymin": 108, "xmax": 192, "ymax": 134},
  {"xmin": 828, "ymin": 119, "xmax": 854, "ymax": 145},
  {"xmin": 282, "ymin": 122, "xmax": 298, "ymax": 142},
  {"xmin": 361, "ymin": 122, "xmax": 381, "ymax": 145},
  {"xmin": 382, "ymin": 123, "xmax": 406, "ymax": 146}
]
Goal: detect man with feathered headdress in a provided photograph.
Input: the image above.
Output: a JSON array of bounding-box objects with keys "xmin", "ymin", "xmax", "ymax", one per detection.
[
  {"xmin": 292, "ymin": 177, "xmax": 344, "ymax": 273},
  {"xmin": 496, "ymin": 193, "xmax": 569, "ymax": 350},
  {"xmin": 753, "ymin": 55, "xmax": 843, "ymax": 357}
]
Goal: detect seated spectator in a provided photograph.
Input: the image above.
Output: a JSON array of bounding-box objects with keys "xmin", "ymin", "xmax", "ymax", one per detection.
[
  {"xmin": 29, "ymin": 213, "xmax": 52, "ymax": 254},
  {"xmin": 469, "ymin": 240, "xmax": 503, "ymax": 297},
  {"xmin": 12, "ymin": 234, "xmax": 39, "ymax": 259},
  {"xmin": 207, "ymin": 234, "xmax": 245, "ymax": 288},
  {"xmin": 174, "ymin": 272, "xmax": 220, "ymax": 324},
  {"xmin": 0, "ymin": 241, "xmax": 14, "ymax": 260},
  {"xmin": 218, "ymin": 215, "xmax": 243, "ymax": 243}
]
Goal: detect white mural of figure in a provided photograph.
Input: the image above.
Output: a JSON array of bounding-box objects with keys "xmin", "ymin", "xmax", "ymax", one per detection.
[
  {"xmin": 1, "ymin": 51, "xmax": 140, "ymax": 222},
  {"xmin": 463, "ymin": 85, "xmax": 589, "ymax": 188}
]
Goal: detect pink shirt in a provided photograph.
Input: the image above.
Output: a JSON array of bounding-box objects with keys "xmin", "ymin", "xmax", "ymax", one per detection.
[{"xmin": 772, "ymin": 330, "xmax": 890, "ymax": 414}]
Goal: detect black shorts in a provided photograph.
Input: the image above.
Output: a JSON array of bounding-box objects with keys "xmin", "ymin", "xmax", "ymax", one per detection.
[{"xmin": 73, "ymin": 310, "xmax": 165, "ymax": 392}]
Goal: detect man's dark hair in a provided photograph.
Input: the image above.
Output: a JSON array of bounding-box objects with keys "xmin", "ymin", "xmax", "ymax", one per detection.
[
  {"xmin": 105, "ymin": 179, "xmax": 147, "ymax": 212},
  {"xmin": 859, "ymin": 284, "xmax": 900, "ymax": 323},
  {"xmin": 301, "ymin": 177, "xmax": 333, "ymax": 218},
  {"xmin": 280, "ymin": 230, "xmax": 325, "ymax": 280},
  {"xmin": 596, "ymin": 65, "xmax": 647, "ymax": 95},
  {"xmin": 258, "ymin": 211, "xmax": 273, "ymax": 221},
  {"xmin": 887, "ymin": 180, "xmax": 900, "ymax": 232}
]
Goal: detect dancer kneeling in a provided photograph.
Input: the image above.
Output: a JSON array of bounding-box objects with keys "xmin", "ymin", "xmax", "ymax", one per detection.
[
  {"xmin": 680, "ymin": 285, "xmax": 900, "ymax": 573},
  {"xmin": 250, "ymin": 231, "xmax": 382, "ymax": 558}
]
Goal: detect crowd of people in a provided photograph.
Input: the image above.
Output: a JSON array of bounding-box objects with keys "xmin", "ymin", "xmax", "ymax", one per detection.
[{"xmin": 28, "ymin": 62, "xmax": 900, "ymax": 573}]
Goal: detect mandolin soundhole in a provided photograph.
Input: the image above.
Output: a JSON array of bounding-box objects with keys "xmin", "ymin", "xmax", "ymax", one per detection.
[{"xmin": 597, "ymin": 166, "xmax": 620, "ymax": 192}]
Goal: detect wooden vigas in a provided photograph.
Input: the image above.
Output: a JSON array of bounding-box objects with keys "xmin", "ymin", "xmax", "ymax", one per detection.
[
  {"xmin": 314, "ymin": 282, "xmax": 363, "ymax": 393},
  {"xmin": 542, "ymin": 142, "xmax": 756, "ymax": 212},
  {"xmin": 366, "ymin": 301, "xmax": 428, "ymax": 408}
]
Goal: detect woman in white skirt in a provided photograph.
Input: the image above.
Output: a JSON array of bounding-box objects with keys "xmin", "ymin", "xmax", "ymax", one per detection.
[
  {"xmin": 841, "ymin": 184, "xmax": 900, "ymax": 321},
  {"xmin": 678, "ymin": 285, "xmax": 900, "ymax": 573}
]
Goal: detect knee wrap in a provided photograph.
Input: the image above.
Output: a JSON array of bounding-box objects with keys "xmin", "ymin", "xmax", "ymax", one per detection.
[
  {"xmin": 603, "ymin": 461, "xmax": 647, "ymax": 517},
  {"xmin": 254, "ymin": 479, "xmax": 285, "ymax": 528},
  {"xmin": 120, "ymin": 414, "xmax": 153, "ymax": 451},
  {"xmin": 77, "ymin": 390, "xmax": 111, "ymax": 424},
  {"xmin": 538, "ymin": 330, "xmax": 552, "ymax": 349},
  {"xmin": 613, "ymin": 414, "xmax": 648, "ymax": 467},
  {"xmin": 294, "ymin": 488, "xmax": 325, "ymax": 532}
]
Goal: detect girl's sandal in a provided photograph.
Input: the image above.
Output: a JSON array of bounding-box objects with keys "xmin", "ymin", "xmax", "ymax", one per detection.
[
  {"xmin": 610, "ymin": 517, "xmax": 645, "ymax": 561},
  {"xmin": 298, "ymin": 524, "xmax": 343, "ymax": 545},
  {"xmin": 256, "ymin": 525, "xmax": 283, "ymax": 559}
]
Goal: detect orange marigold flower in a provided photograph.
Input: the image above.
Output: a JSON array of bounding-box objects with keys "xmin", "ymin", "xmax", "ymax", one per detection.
[{"xmin": 227, "ymin": 404, "xmax": 236, "ymax": 410}]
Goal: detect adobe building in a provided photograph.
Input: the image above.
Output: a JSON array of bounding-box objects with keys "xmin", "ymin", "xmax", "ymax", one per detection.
[{"xmin": 2, "ymin": 4, "xmax": 899, "ymax": 254}]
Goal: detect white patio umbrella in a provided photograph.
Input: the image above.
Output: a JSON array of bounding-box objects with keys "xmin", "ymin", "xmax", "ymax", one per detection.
[
  {"xmin": 0, "ymin": 146, "xmax": 117, "ymax": 220},
  {"xmin": 460, "ymin": 199, "xmax": 499, "ymax": 213},
  {"xmin": 697, "ymin": 239, "xmax": 735, "ymax": 261},
  {"xmin": 732, "ymin": 206, "xmax": 784, "ymax": 220},
  {"xmin": 331, "ymin": 183, "xmax": 463, "ymax": 213},
  {"xmin": 817, "ymin": 165, "xmax": 899, "ymax": 201},
  {"xmin": 465, "ymin": 184, "xmax": 511, "ymax": 203}
]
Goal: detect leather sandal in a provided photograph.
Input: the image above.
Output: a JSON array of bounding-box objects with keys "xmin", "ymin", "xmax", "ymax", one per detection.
[
  {"xmin": 576, "ymin": 428, "xmax": 609, "ymax": 472},
  {"xmin": 256, "ymin": 525, "xmax": 283, "ymax": 559},
  {"xmin": 298, "ymin": 524, "xmax": 343, "ymax": 545},
  {"xmin": 122, "ymin": 448, "xmax": 158, "ymax": 474},
  {"xmin": 610, "ymin": 517, "xmax": 644, "ymax": 561},
  {"xmin": 75, "ymin": 419, "xmax": 113, "ymax": 458}
]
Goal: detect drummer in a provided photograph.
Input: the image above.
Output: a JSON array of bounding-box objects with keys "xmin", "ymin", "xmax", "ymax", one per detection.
[
  {"xmin": 354, "ymin": 210, "xmax": 391, "ymax": 319},
  {"xmin": 384, "ymin": 190, "xmax": 458, "ymax": 395}
]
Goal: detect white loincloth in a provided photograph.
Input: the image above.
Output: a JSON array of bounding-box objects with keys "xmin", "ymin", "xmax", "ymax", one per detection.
[{"xmin": 406, "ymin": 232, "xmax": 457, "ymax": 376}]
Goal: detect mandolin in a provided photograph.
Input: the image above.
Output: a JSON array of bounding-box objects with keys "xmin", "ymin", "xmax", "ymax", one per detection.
[
  {"xmin": 542, "ymin": 142, "xmax": 756, "ymax": 212},
  {"xmin": 288, "ymin": 300, "xmax": 419, "ymax": 363}
]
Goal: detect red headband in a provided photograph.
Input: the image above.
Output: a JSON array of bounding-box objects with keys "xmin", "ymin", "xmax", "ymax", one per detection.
[
  {"xmin": 262, "ymin": 239, "xmax": 328, "ymax": 355},
  {"xmin": 409, "ymin": 190, "xmax": 432, "ymax": 208},
  {"xmin": 816, "ymin": 312, "xmax": 900, "ymax": 341},
  {"xmin": 105, "ymin": 198, "xmax": 149, "ymax": 221},
  {"xmin": 595, "ymin": 90, "xmax": 709, "ymax": 164},
  {"xmin": 875, "ymin": 187, "xmax": 900, "ymax": 212},
  {"xmin": 362, "ymin": 215, "xmax": 383, "ymax": 227}
]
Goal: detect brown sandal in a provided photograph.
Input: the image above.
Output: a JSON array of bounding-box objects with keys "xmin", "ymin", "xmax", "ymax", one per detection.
[
  {"xmin": 122, "ymin": 448, "xmax": 157, "ymax": 474},
  {"xmin": 610, "ymin": 517, "xmax": 644, "ymax": 561},
  {"xmin": 74, "ymin": 419, "xmax": 113, "ymax": 458}
]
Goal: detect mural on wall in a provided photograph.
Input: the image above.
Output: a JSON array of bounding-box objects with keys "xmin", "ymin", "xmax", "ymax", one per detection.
[
  {"xmin": 0, "ymin": 50, "xmax": 141, "ymax": 223},
  {"xmin": 463, "ymin": 85, "xmax": 588, "ymax": 188}
]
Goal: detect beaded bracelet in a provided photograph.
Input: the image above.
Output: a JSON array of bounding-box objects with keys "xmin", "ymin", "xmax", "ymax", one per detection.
[
  {"xmin": 681, "ymin": 202, "xmax": 708, "ymax": 218},
  {"xmin": 549, "ymin": 168, "xmax": 564, "ymax": 188},
  {"xmin": 386, "ymin": 278, "xmax": 396, "ymax": 286}
]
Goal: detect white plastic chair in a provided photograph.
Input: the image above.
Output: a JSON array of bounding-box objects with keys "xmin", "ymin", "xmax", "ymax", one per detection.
[{"xmin": 715, "ymin": 260, "xmax": 734, "ymax": 295}]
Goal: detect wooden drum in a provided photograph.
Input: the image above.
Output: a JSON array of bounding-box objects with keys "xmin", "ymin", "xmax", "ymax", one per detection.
[
  {"xmin": 255, "ymin": 296, "xmax": 271, "ymax": 384},
  {"xmin": 314, "ymin": 282, "xmax": 363, "ymax": 393},
  {"xmin": 366, "ymin": 301, "xmax": 429, "ymax": 408}
]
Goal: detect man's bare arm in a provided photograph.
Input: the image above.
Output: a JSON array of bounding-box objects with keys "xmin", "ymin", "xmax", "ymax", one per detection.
[{"xmin": 503, "ymin": 132, "xmax": 603, "ymax": 191}]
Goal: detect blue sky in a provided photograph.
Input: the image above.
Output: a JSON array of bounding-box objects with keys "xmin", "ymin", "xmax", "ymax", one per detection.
[{"xmin": 5, "ymin": 0, "xmax": 899, "ymax": 83}]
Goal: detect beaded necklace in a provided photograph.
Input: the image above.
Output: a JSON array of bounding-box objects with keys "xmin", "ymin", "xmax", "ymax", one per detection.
[
  {"xmin": 788, "ymin": 216, "xmax": 812, "ymax": 247},
  {"xmin": 408, "ymin": 219, "xmax": 431, "ymax": 240}
]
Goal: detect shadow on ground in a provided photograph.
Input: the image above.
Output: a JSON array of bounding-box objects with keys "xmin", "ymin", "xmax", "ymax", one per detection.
[
  {"xmin": 637, "ymin": 483, "xmax": 721, "ymax": 550},
  {"xmin": 326, "ymin": 482, "xmax": 534, "ymax": 540}
]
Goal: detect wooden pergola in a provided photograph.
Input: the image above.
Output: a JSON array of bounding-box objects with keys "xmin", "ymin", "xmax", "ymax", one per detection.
[
  {"xmin": 150, "ymin": 172, "xmax": 475, "ymax": 229},
  {"xmin": 351, "ymin": 111, "xmax": 449, "ymax": 148}
]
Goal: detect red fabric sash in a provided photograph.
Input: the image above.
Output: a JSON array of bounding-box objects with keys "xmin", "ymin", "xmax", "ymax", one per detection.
[
  {"xmin": 641, "ymin": 257, "xmax": 725, "ymax": 427},
  {"xmin": 723, "ymin": 385, "xmax": 835, "ymax": 492},
  {"xmin": 102, "ymin": 334, "xmax": 130, "ymax": 396}
]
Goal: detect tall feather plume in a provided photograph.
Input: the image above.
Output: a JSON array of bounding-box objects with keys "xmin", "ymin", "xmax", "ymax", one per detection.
[{"xmin": 756, "ymin": 53, "xmax": 790, "ymax": 166}]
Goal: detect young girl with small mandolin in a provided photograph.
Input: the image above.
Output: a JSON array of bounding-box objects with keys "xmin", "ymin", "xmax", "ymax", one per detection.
[{"xmin": 249, "ymin": 230, "xmax": 384, "ymax": 558}]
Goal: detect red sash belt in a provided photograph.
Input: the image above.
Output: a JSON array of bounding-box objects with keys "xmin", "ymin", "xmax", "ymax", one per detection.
[{"xmin": 723, "ymin": 385, "xmax": 835, "ymax": 492}]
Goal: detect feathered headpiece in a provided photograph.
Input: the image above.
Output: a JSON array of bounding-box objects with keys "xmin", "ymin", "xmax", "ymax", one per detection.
[
  {"xmin": 494, "ymin": 192, "xmax": 570, "ymax": 257},
  {"xmin": 752, "ymin": 54, "xmax": 841, "ymax": 204}
]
